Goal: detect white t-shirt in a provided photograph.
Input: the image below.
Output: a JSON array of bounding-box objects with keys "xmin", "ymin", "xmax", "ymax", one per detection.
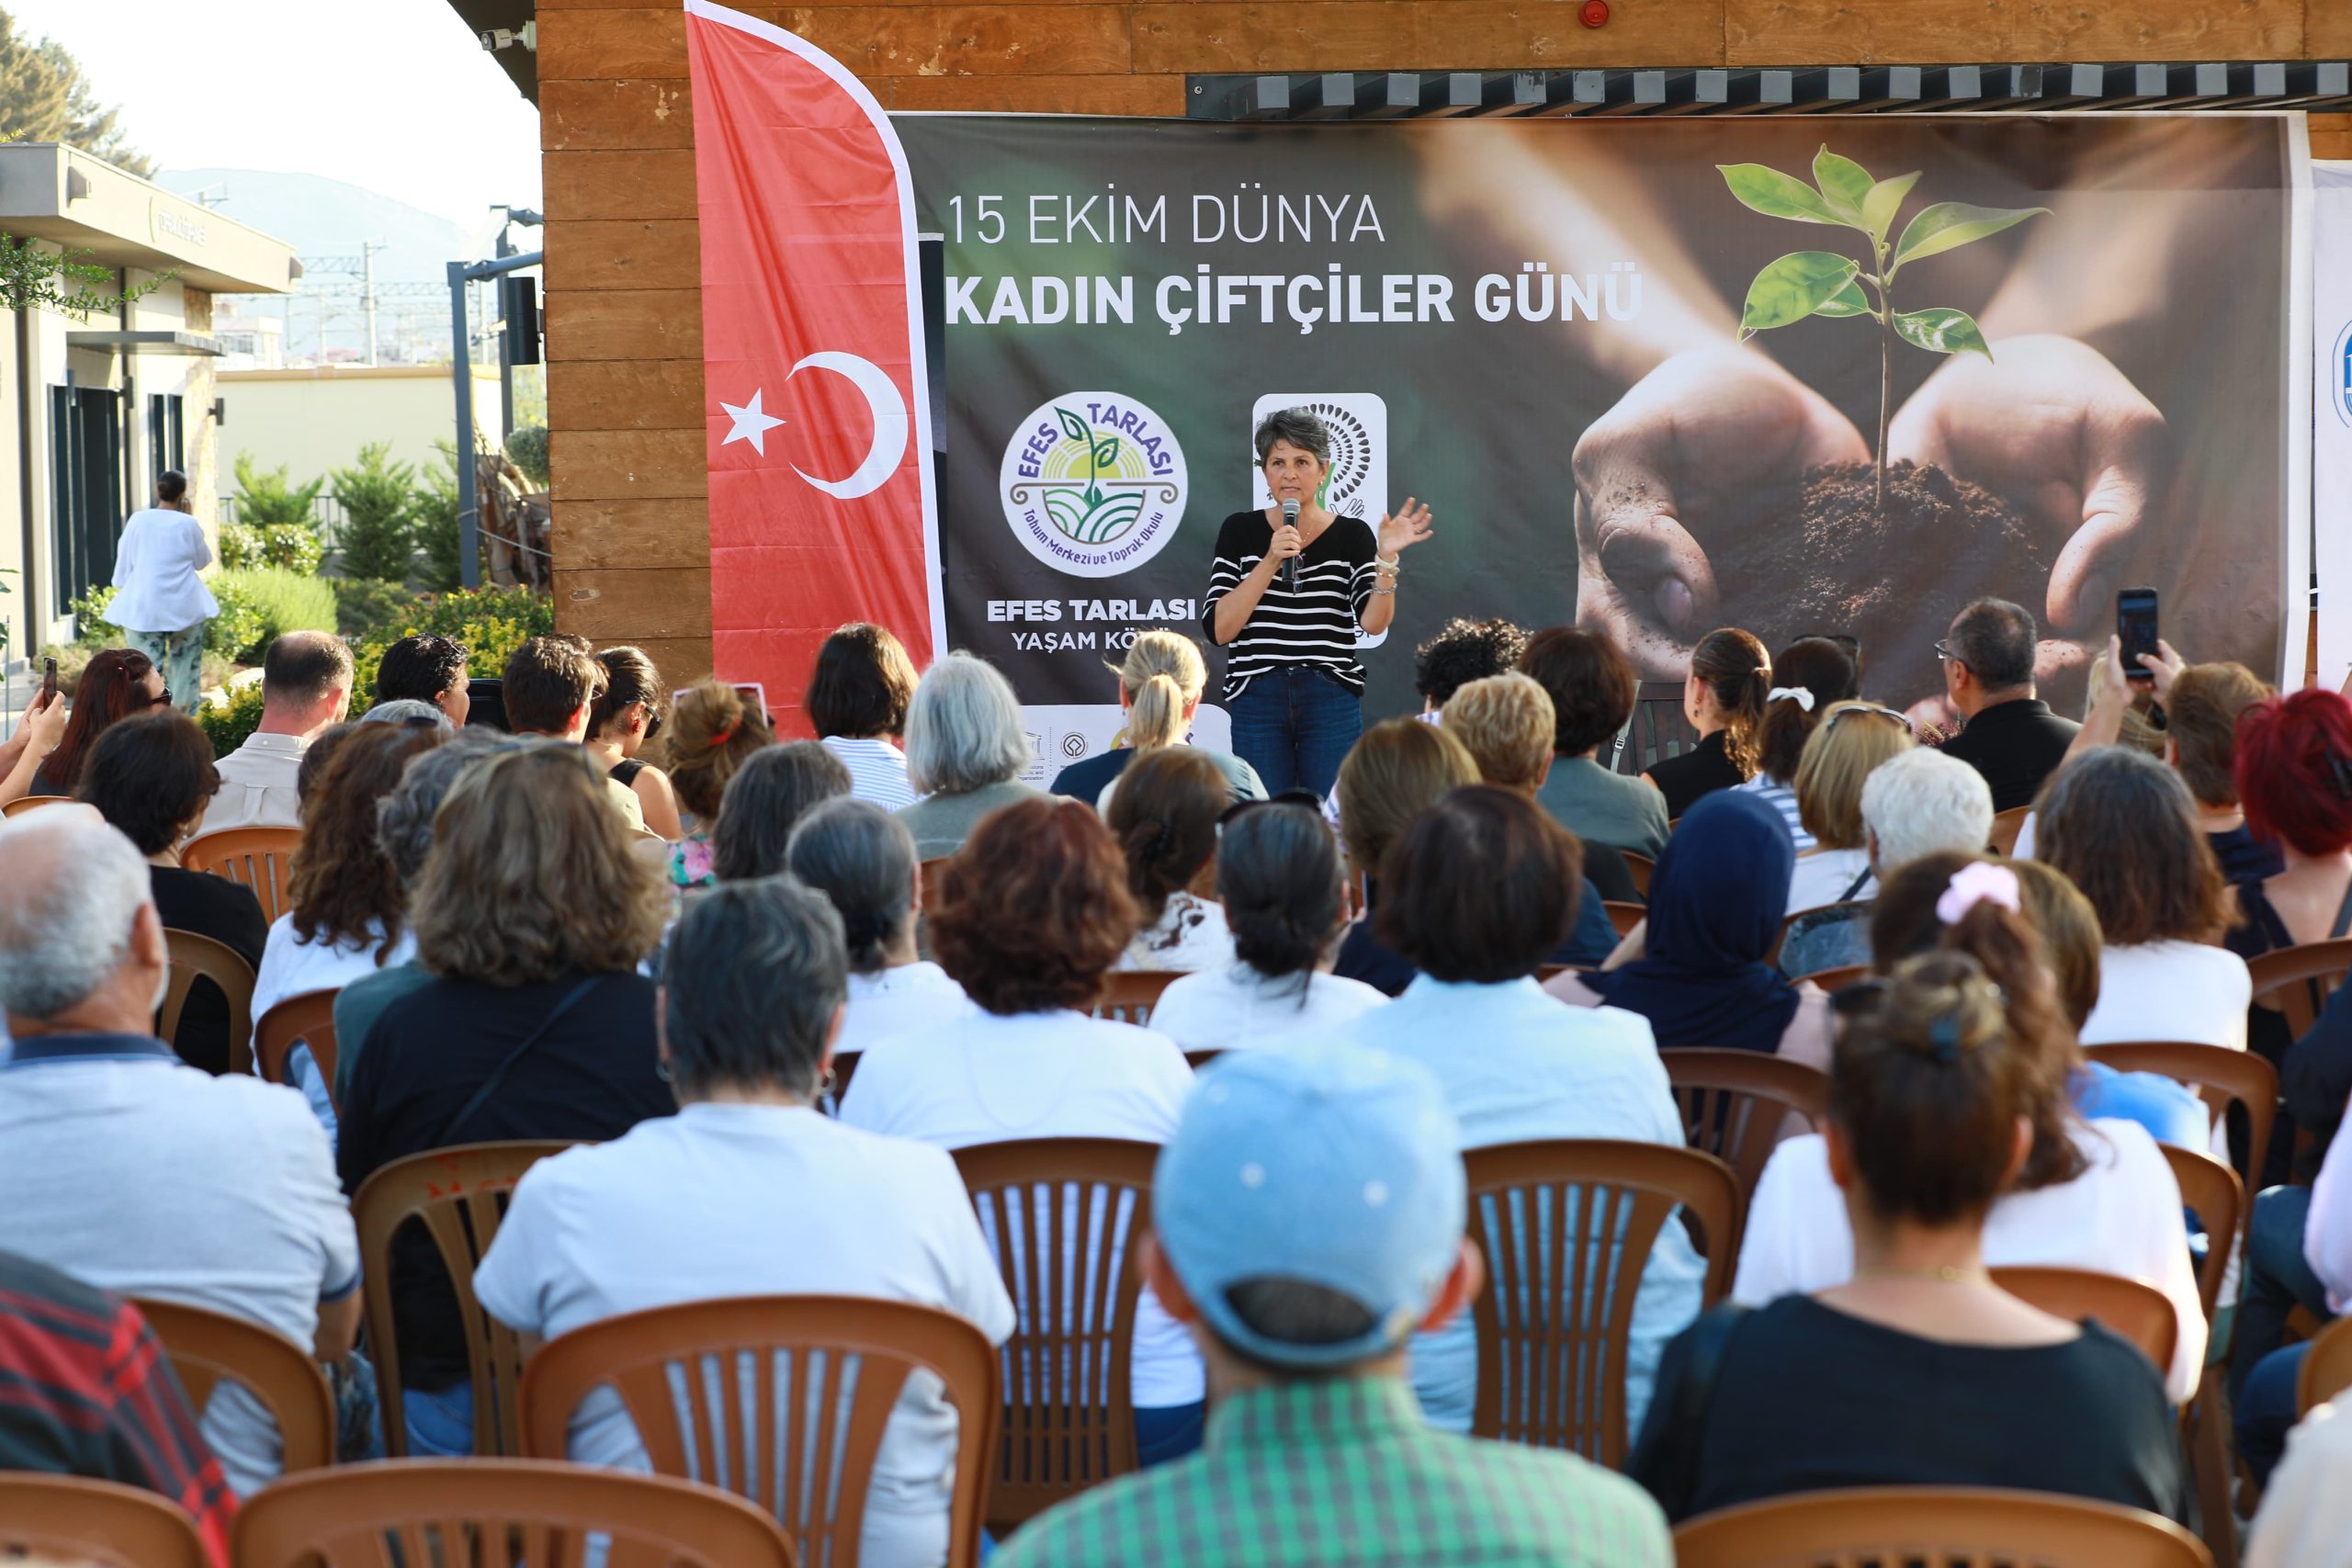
[
  {"xmin": 109, "ymin": 507, "xmax": 218, "ymax": 632},
  {"xmin": 1732, "ymin": 1119, "xmax": 2208, "ymax": 1402},
  {"xmin": 838, "ymin": 1008, "xmax": 1203, "ymax": 1408},
  {"xmin": 474, "ymin": 1103, "xmax": 1013, "ymax": 1568},
  {"xmin": 2080, "ymin": 941, "xmax": 2252, "ymax": 1053},
  {"xmin": 820, "ymin": 736, "xmax": 920, "ymax": 811},
  {"xmin": 837, "ymin": 963, "xmax": 973, "ymax": 1057},
  {"xmin": 1115, "ymin": 892, "xmax": 1236, "ymax": 974},
  {"xmin": 1785, "ymin": 847, "xmax": 1876, "ymax": 915},
  {"xmin": 1147, "ymin": 964, "xmax": 1385, "ymax": 1055},
  {"xmin": 198, "ymin": 731, "xmax": 310, "ymax": 835},
  {"xmin": 252, "ymin": 915, "xmax": 415, "ymax": 1146}
]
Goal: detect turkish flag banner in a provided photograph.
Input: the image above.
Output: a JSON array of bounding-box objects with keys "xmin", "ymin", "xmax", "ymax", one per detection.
[{"xmin": 684, "ymin": 0, "xmax": 940, "ymax": 734}]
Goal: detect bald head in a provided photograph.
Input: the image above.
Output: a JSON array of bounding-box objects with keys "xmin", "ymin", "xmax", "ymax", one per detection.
[
  {"xmin": 0, "ymin": 813, "xmax": 163, "ymax": 1032},
  {"xmin": 260, "ymin": 631, "xmax": 356, "ymax": 739}
]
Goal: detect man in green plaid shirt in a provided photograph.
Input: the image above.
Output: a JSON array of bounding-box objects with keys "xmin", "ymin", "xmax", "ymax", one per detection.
[{"xmin": 997, "ymin": 1043, "xmax": 1670, "ymax": 1568}]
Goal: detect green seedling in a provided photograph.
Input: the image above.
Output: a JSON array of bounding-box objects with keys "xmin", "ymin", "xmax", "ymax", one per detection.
[{"xmin": 1717, "ymin": 147, "xmax": 2047, "ymax": 513}]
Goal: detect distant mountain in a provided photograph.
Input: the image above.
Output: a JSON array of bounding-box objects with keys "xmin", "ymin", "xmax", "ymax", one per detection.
[{"xmin": 153, "ymin": 169, "xmax": 477, "ymax": 283}]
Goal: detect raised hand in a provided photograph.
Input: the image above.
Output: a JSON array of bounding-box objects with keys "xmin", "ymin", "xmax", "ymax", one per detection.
[{"xmin": 1376, "ymin": 497, "xmax": 1434, "ymax": 559}]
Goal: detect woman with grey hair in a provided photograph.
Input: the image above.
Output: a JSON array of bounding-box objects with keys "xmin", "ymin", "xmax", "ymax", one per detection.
[
  {"xmin": 893, "ymin": 650, "xmax": 1047, "ymax": 858},
  {"xmin": 786, "ymin": 796, "xmax": 971, "ymax": 1056},
  {"xmin": 1201, "ymin": 407, "xmax": 1437, "ymax": 796}
]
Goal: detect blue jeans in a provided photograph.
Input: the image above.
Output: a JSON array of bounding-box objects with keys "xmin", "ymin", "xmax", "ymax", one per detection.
[
  {"xmin": 2237, "ymin": 1343, "xmax": 2309, "ymax": 1485},
  {"xmin": 2228, "ymin": 1186, "xmax": 2334, "ymax": 1401},
  {"xmin": 1135, "ymin": 1401, "xmax": 1205, "ymax": 1468},
  {"xmin": 402, "ymin": 1381, "xmax": 474, "ymax": 1457},
  {"xmin": 1226, "ymin": 667, "xmax": 1363, "ymax": 799}
]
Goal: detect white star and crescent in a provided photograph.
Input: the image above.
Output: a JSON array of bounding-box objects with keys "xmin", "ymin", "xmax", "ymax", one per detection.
[
  {"xmin": 719, "ymin": 389, "xmax": 786, "ymax": 455},
  {"xmin": 718, "ymin": 353, "xmax": 909, "ymax": 501}
]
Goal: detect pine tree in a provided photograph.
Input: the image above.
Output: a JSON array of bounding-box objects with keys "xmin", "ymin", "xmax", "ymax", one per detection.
[
  {"xmin": 231, "ymin": 454, "xmax": 326, "ymax": 529},
  {"xmin": 331, "ymin": 443, "xmax": 419, "ymax": 584},
  {"xmin": 40, "ymin": 40, "xmax": 153, "ymax": 176},
  {"xmin": 0, "ymin": 10, "xmax": 155, "ymax": 175}
]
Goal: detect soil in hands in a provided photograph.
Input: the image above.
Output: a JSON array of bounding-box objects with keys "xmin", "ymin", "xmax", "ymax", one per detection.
[{"xmin": 1694, "ymin": 460, "xmax": 2050, "ymax": 710}]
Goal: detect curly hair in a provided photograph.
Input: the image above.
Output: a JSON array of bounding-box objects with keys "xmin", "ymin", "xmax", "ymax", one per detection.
[
  {"xmin": 288, "ymin": 724, "xmax": 447, "ymax": 954},
  {"xmin": 663, "ymin": 679, "xmax": 776, "ymax": 820},
  {"xmin": 1105, "ymin": 747, "xmax": 1225, "ymax": 925},
  {"xmin": 1414, "ymin": 617, "xmax": 1530, "ymax": 709},
  {"xmin": 930, "ymin": 797, "xmax": 1138, "ymax": 1016}
]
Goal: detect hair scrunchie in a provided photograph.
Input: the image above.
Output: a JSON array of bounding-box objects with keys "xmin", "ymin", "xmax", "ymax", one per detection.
[
  {"xmin": 1935, "ymin": 862, "xmax": 2020, "ymax": 926},
  {"xmin": 1766, "ymin": 686, "xmax": 1815, "ymax": 712}
]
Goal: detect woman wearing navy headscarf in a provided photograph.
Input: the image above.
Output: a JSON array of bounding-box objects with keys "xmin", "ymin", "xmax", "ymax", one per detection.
[{"xmin": 1545, "ymin": 790, "xmax": 1836, "ymax": 1066}]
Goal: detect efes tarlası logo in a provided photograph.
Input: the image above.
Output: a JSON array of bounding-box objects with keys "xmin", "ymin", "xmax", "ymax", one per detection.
[{"xmin": 1001, "ymin": 393, "xmax": 1188, "ymax": 578}]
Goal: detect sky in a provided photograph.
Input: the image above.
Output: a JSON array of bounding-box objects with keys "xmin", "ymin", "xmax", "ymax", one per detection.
[{"xmin": 6, "ymin": 0, "xmax": 542, "ymax": 231}]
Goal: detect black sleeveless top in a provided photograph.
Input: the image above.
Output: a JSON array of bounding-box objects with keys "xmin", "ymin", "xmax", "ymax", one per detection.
[{"xmin": 610, "ymin": 758, "xmax": 648, "ymax": 787}]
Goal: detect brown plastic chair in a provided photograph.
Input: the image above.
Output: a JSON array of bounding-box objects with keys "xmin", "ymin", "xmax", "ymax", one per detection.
[
  {"xmin": 0, "ymin": 793, "xmax": 70, "ymax": 818},
  {"xmin": 1792, "ymin": 962, "xmax": 1871, "ymax": 993},
  {"xmin": 255, "ymin": 987, "xmax": 342, "ymax": 1112},
  {"xmin": 1988, "ymin": 804, "xmax": 2032, "ymax": 855},
  {"xmin": 1988, "ymin": 1266, "xmax": 2178, "ymax": 1379},
  {"xmin": 0, "ymin": 1472, "xmax": 209, "ymax": 1567},
  {"xmin": 1672, "ymin": 1485, "xmax": 2211, "ymax": 1568},
  {"xmin": 2083, "ymin": 1042, "xmax": 2275, "ymax": 1248},
  {"xmin": 1770, "ymin": 900, "xmax": 1869, "ymax": 967},
  {"xmin": 232, "ymin": 1459, "xmax": 799, "ymax": 1567},
  {"xmin": 159, "ymin": 927, "xmax": 257, "ymax": 1075},
  {"xmin": 521, "ymin": 1296, "xmax": 998, "ymax": 1568},
  {"xmin": 831, "ymin": 1049, "xmax": 862, "ymax": 1103},
  {"xmin": 1602, "ymin": 900, "xmax": 1646, "ymax": 939},
  {"xmin": 2158, "ymin": 1140, "xmax": 2243, "ymax": 1566},
  {"xmin": 2247, "ymin": 937, "xmax": 2352, "ymax": 1036},
  {"xmin": 920, "ymin": 855, "xmax": 952, "ymax": 915},
  {"xmin": 953, "ymin": 1137, "xmax": 1159, "ymax": 1531},
  {"xmin": 2159, "ymin": 1142, "xmax": 2242, "ymax": 1328},
  {"xmin": 1462, "ymin": 1138, "xmax": 1741, "ymax": 1466},
  {"xmin": 352, "ymin": 1139, "xmax": 575, "ymax": 1458},
  {"xmin": 1094, "ymin": 970, "xmax": 1179, "ymax": 1027},
  {"xmin": 2298, "ymin": 1312, "xmax": 2352, "ymax": 1416},
  {"xmin": 130, "ymin": 1296, "xmax": 336, "ymax": 1475},
  {"xmin": 1621, "ymin": 851, "xmax": 1654, "ymax": 897},
  {"xmin": 183, "ymin": 825, "xmax": 301, "ymax": 923},
  {"xmin": 1658, "ymin": 1049, "xmax": 1830, "ymax": 1199}
]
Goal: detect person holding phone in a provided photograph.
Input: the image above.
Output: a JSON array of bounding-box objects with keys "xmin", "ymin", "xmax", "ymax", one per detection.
[
  {"xmin": 0, "ymin": 676, "xmax": 70, "ymax": 808},
  {"xmin": 109, "ymin": 471, "xmax": 215, "ymax": 716}
]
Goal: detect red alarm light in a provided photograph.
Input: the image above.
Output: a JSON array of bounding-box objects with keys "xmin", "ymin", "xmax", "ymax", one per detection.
[{"xmin": 1580, "ymin": 0, "xmax": 1609, "ymax": 25}]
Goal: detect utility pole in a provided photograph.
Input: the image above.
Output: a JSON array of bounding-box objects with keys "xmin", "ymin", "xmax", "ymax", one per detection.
[{"xmin": 360, "ymin": 239, "xmax": 388, "ymax": 365}]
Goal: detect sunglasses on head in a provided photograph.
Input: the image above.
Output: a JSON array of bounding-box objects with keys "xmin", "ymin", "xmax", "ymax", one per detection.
[{"xmin": 1826, "ymin": 703, "xmax": 1914, "ymax": 735}]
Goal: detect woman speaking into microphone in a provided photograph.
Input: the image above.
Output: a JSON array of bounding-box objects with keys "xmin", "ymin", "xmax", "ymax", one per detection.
[{"xmin": 1202, "ymin": 408, "xmax": 1435, "ymax": 796}]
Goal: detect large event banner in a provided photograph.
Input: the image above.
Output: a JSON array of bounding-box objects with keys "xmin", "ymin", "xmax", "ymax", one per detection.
[{"xmin": 890, "ymin": 113, "xmax": 2301, "ymax": 774}]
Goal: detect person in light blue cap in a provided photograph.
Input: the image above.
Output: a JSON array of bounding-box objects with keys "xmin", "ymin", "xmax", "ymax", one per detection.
[{"xmin": 996, "ymin": 1042, "xmax": 1670, "ymax": 1568}]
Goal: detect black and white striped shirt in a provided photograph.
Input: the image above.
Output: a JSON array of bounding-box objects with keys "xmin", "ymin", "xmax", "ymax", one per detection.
[{"xmin": 1200, "ymin": 510, "xmax": 1379, "ymax": 700}]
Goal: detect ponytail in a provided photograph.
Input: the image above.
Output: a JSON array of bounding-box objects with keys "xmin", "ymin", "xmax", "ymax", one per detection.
[
  {"xmin": 1106, "ymin": 630, "xmax": 1206, "ymax": 753},
  {"xmin": 1690, "ymin": 627, "xmax": 1772, "ymax": 779},
  {"xmin": 1124, "ymin": 672, "xmax": 1187, "ymax": 752}
]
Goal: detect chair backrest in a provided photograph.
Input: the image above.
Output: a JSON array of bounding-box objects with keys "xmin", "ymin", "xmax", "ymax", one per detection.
[
  {"xmin": 920, "ymin": 855, "xmax": 951, "ymax": 915},
  {"xmin": 1621, "ymin": 852, "xmax": 1654, "ymax": 897},
  {"xmin": 255, "ymin": 988, "xmax": 341, "ymax": 1111},
  {"xmin": 232, "ymin": 1459, "xmax": 800, "ymax": 1568},
  {"xmin": 2082, "ymin": 1042, "xmax": 2276, "ymax": 1247},
  {"xmin": 1616, "ymin": 681, "xmax": 1698, "ymax": 776},
  {"xmin": 1093, "ymin": 970, "xmax": 1179, "ymax": 1027},
  {"xmin": 159, "ymin": 927, "xmax": 257, "ymax": 1075},
  {"xmin": 0, "ymin": 1473, "xmax": 210, "ymax": 1568},
  {"xmin": 1657, "ymin": 1049, "xmax": 1830, "ymax": 1199},
  {"xmin": 1461, "ymin": 1138, "xmax": 1740, "ymax": 1466},
  {"xmin": 1602, "ymin": 900, "xmax": 1646, "ymax": 940},
  {"xmin": 1771, "ymin": 900, "xmax": 1869, "ymax": 967},
  {"xmin": 521, "ymin": 1296, "xmax": 998, "ymax": 1568},
  {"xmin": 1987, "ymin": 804, "xmax": 2032, "ymax": 856},
  {"xmin": 0, "ymin": 793, "xmax": 70, "ymax": 818},
  {"xmin": 2298, "ymin": 1312, "xmax": 2352, "ymax": 1416},
  {"xmin": 130, "ymin": 1296, "xmax": 336, "ymax": 1475},
  {"xmin": 2246, "ymin": 938, "xmax": 2352, "ymax": 1037},
  {"xmin": 952, "ymin": 1137, "xmax": 1159, "ymax": 1530},
  {"xmin": 1987, "ymin": 1267, "xmax": 2179, "ymax": 1380},
  {"xmin": 1184, "ymin": 1048, "xmax": 1223, "ymax": 1072},
  {"xmin": 351, "ymin": 1140, "xmax": 575, "ymax": 1458},
  {"xmin": 1671, "ymin": 1484, "xmax": 2213, "ymax": 1568},
  {"xmin": 183, "ymin": 825, "xmax": 302, "ymax": 924},
  {"xmin": 2157, "ymin": 1142, "xmax": 2242, "ymax": 1325},
  {"xmin": 1792, "ymin": 963, "xmax": 1871, "ymax": 994}
]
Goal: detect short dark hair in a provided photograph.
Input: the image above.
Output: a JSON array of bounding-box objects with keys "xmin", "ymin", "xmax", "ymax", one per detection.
[
  {"xmin": 1376, "ymin": 785, "xmax": 1582, "ymax": 983},
  {"xmin": 263, "ymin": 632, "xmax": 355, "ymax": 708},
  {"xmin": 1414, "ymin": 618, "xmax": 1529, "ymax": 708},
  {"xmin": 805, "ymin": 623, "xmax": 919, "ymax": 740},
  {"xmin": 2037, "ymin": 747, "xmax": 2231, "ymax": 945},
  {"xmin": 1252, "ymin": 407, "xmax": 1329, "ymax": 466},
  {"xmin": 79, "ymin": 711, "xmax": 218, "ymax": 854},
  {"xmin": 1519, "ymin": 626, "xmax": 1636, "ymax": 757},
  {"xmin": 1948, "ymin": 599, "xmax": 2037, "ymax": 692},
  {"xmin": 376, "ymin": 635, "xmax": 469, "ymax": 706},
  {"xmin": 502, "ymin": 636, "xmax": 605, "ymax": 736},
  {"xmin": 710, "ymin": 742, "xmax": 853, "ymax": 883},
  {"xmin": 787, "ymin": 796, "xmax": 921, "ymax": 975},
  {"xmin": 156, "ymin": 469, "xmax": 187, "ymax": 504},
  {"xmin": 1216, "ymin": 1279, "xmax": 1382, "ymax": 1378},
  {"xmin": 661, "ymin": 876, "xmax": 847, "ymax": 1100}
]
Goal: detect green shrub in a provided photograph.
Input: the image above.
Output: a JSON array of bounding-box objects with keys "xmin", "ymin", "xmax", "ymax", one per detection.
[
  {"xmin": 504, "ymin": 424, "xmax": 549, "ymax": 489},
  {"xmin": 330, "ymin": 443, "xmax": 417, "ymax": 584},
  {"xmin": 262, "ymin": 525, "xmax": 325, "ymax": 574},
  {"xmin": 334, "ymin": 577, "xmax": 410, "ymax": 640},
  {"xmin": 411, "ymin": 441, "xmax": 464, "ymax": 594},
  {"xmin": 232, "ymin": 454, "xmax": 325, "ymax": 530},
  {"xmin": 348, "ymin": 585, "xmax": 554, "ymax": 711},
  {"xmin": 198, "ymin": 681, "xmax": 267, "ymax": 757},
  {"xmin": 219, "ymin": 523, "xmax": 265, "ymax": 570},
  {"xmin": 208, "ymin": 567, "xmax": 336, "ymax": 662},
  {"xmin": 67, "ymin": 585, "xmax": 118, "ymax": 647},
  {"xmin": 200, "ymin": 586, "xmax": 268, "ymax": 663}
]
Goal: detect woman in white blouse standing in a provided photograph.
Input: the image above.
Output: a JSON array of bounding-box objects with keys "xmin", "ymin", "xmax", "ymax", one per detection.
[{"xmin": 109, "ymin": 470, "xmax": 215, "ymax": 715}]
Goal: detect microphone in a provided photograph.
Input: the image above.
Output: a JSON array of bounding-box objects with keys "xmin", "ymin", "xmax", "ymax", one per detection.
[{"xmin": 1281, "ymin": 498, "xmax": 1300, "ymax": 591}]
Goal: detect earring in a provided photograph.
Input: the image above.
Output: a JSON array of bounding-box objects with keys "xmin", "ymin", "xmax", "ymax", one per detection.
[
  {"xmin": 655, "ymin": 1059, "xmax": 673, "ymax": 1084},
  {"xmin": 819, "ymin": 1065, "xmax": 838, "ymax": 1098}
]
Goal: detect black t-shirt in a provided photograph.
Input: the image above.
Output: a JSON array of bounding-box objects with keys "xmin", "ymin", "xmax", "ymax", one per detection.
[
  {"xmin": 337, "ymin": 970, "xmax": 674, "ymax": 1388},
  {"xmin": 1644, "ymin": 730, "xmax": 1747, "ymax": 822},
  {"xmin": 1936, "ymin": 696, "xmax": 2082, "ymax": 815},
  {"xmin": 1201, "ymin": 510, "xmax": 1378, "ymax": 701},
  {"xmin": 1629, "ymin": 1297, "xmax": 2188, "ymax": 1524},
  {"xmin": 150, "ymin": 865, "xmax": 268, "ymax": 1076}
]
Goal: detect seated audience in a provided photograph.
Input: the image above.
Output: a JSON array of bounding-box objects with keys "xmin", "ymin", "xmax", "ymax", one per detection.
[
  {"xmin": 2248, "ymin": 1402, "xmax": 2352, "ymax": 1568},
  {"xmin": 1052, "ymin": 629, "xmax": 1264, "ymax": 807},
  {"xmin": 665, "ymin": 679, "xmax": 776, "ymax": 888},
  {"xmin": 1414, "ymin": 616, "xmax": 1529, "ymax": 715},
  {"xmin": 1331, "ymin": 719, "xmax": 1480, "ymax": 995},
  {"xmin": 78, "ymin": 711, "xmax": 267, "ymax": 1077},
  {"xmin": 337, "ymin": 744, "xmax": 676, "ymax": 1456},
  {"xmin": 0, "ymin": 813, "xmax": 359, "ymax": 1497},
  {"xmin": 2236, "ymin": 1106, "xmax": 2352, "ymax": 1484},
  {"xmin": 2168, "ymin": 657, "xmax": 2284, "ymax": 882},
  {"xmin": 1733, "ymin": 862, "xmax": 2207, "ymax": 1401},
  {"xmin": 1443, "ymin": 671, "xmax": 1638, "ymax": 925},
  {"xmin": 807, "ymin": 620, "xmax": 924, "ymax": 809},
  {"xmin": 1932, "ymin": 597, "xmax": 2079, "ymax": 813},
  {"xmin": 1781, "ymin": 746, "xmax": 1995, "ymax": 977},
  {"xmin": 1521, "ymin": 625, "xmax": 1670, "ymax": 858},
  {"xmin": 996, "ymin": 1043, "xmax": 1672, "ymax": 1568},
  {"xmin": 0, "ymin": 687, "xmax": 67, "ymax": 806},
  {"xmin": 585, "ymin": 646, "xmax": 684, "ymax": 840},
  {"xmin": 0, "ymin": 1250, "xmax": 235, "ymax": 1565},
  {"xmin": 475, "ymin": 878, "xmax": 1012, "ymax": 1568},
  {"xmin": 199, "ymin": 633, "xmax": 354, "ymax": 831},
  {"xmin": 897, "ymin": 651, "xmax": 1048, "ymax": 858},
  {"xmin": 2036, "ymin": 747, "xmax": 2248, "ymax": 1051},
  {"xmin": 839, "ymin": 798, "xmax": 1203, "ymax": 1464},
  {"xmin": 30, "ymin": 649, "xmax": 165, "ymax": 798},
  {"xmin": 2226, "ymin": 689, "xmax": 2352, "ymax": 1033},
  {"xmin": 1109, "ymin": 747, "xmax": 1238, "ymax": 973},
  {"xmin": 501, "ymin": 635, "xmax": 644, "ymax": 831},
  {"xmin": 1740, "ymin": 637, "xmax": 1860, "ymax": 852},
  {"xmin": 1640, "ymin": 626, "xmax": 1768, "ymax": 819},
  {"xmin": 1147, "ymin": 801, "xmax": 1384, "ymax": 1053},
  {"xmin": 710, "ymin": 741, "xmax": 853, "ymax": 882},
  {"xmin": 1634, "ymin": 946, "xmax": 2186, "ymax": 1523},
  {"xmin": 1784, "ymin": 701, "xmax": 1913, "ymax": 915},
  {"xmin": 1550, "ymin": 791, "xmax": 1833, "ymax": 1068},
  {"xmin": 1349, "ymin": 786, "xmax": 1702, "ymax": 1435},
  {"xmin": 786, "ymin": 797, "xmax": 971, "ymax": 1055},
  {"xmin": 292, "ymin": 721, "xmax": 361, "ymax": 808},
  {"xmin": 374, "ymin": 633, "xmax": 471, "ymax": 727}
]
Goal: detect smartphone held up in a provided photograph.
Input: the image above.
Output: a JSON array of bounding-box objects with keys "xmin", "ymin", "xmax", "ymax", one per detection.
[{"xmin": 2117, "ymin": 588, "xmax": 2159, "ymax": 684}]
